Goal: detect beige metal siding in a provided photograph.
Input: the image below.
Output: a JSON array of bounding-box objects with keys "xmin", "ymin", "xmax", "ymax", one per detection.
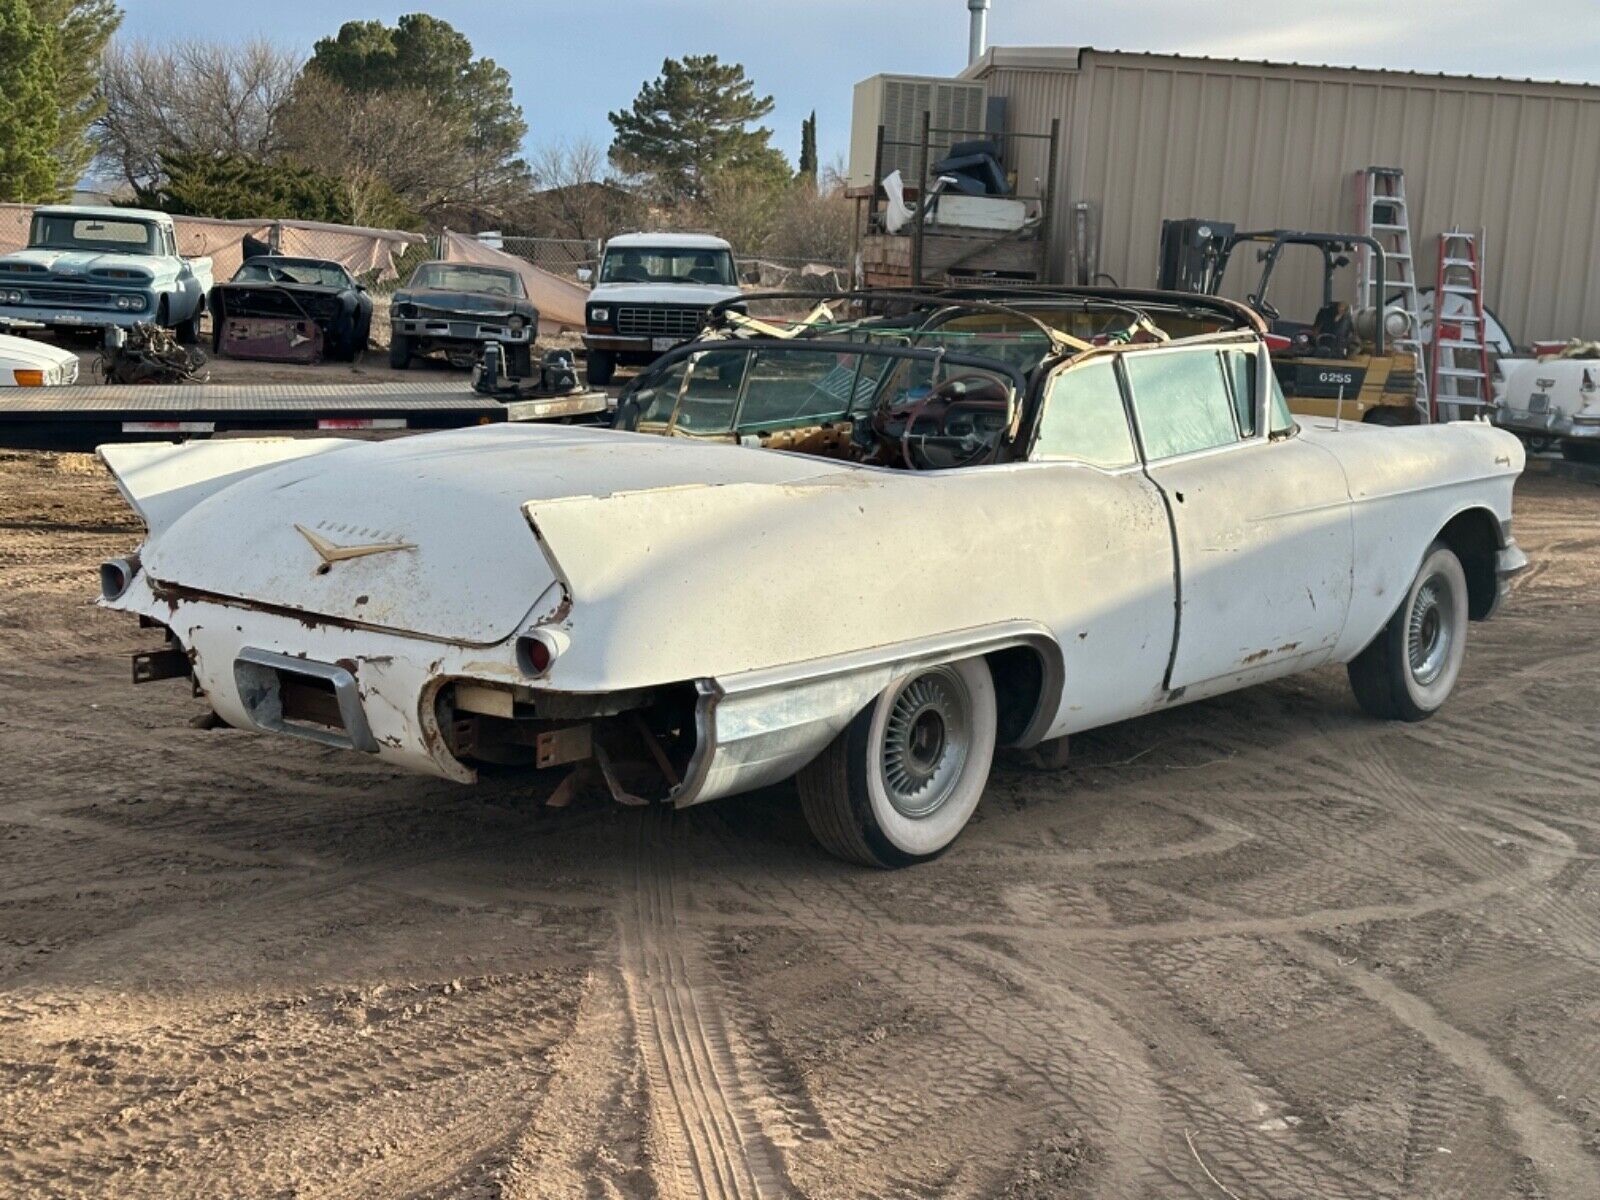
[{"xmin": 978, "ymin": 50, "xmax": 1600, "ymax": 340}]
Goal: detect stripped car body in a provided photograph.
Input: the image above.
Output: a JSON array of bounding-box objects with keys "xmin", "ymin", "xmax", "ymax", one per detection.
[
  {"xmin": 208, "ymin": 256, "xmax": 374, "ymax": 363},
  {"xmin": 97, "ymin": 287, "xmax": 1528, "ymax": 866}
]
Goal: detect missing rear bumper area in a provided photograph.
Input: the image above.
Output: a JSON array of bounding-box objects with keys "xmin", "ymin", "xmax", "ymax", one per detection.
[{"xmin": 437, "ymin": 678, "xmax": 703, "ymax": 805}]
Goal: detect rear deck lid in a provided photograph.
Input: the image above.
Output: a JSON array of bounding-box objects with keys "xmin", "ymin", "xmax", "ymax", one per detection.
[{"xmin": 142, "ymin": 424, "xmax": 845, "ymax": 644}]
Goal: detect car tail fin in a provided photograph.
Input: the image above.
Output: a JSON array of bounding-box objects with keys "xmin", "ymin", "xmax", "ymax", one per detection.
[{"xmin": 97, "ymin": 438, "xmax": 352, "ymax": 537}]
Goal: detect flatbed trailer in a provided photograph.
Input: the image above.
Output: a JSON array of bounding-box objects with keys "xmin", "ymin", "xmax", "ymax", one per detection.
[{"xmin": 0, "ymin": 381, "xmax": 609, "ymax": 450}]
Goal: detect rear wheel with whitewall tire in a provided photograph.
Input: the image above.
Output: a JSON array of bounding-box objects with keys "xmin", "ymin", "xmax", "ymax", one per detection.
[
  {"xmin": 1348, "ymin": 539, "xmax": 1469, "ymax": 721},
  {"xmin": 797, "ymin": 658, "xmax": 997, "ymax": 867}
]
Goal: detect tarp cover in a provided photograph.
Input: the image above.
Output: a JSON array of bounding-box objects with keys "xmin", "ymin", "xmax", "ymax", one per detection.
[
  {"xmin": 438, "ymin": 230, "xmax": 587, "ymax": 335},
  {"xmin": 0, "ymin": 204, "xmax": 423, "ymax": 285}
]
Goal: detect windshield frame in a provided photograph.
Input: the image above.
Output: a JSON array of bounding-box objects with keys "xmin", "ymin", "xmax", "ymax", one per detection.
[
  {"xmin": 231, "ymin": 258, "xmax": 355, "ymax": 288},
  {"xmin": 407, "ymin": 263, "xmax": 526, "ymax": 298},
  {"xmin": 599, "ymin": 246, "xmax": 737, "ymax": 287},
  {"xmin": 28, "ymin": 213, "xmax": 162, "ymax": 256},
  {"xmin": 625, "ymin": 336, "xmax": 1032, "ymax": 448}
]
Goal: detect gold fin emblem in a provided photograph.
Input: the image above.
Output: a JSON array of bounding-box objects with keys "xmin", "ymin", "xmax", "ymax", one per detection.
[{"xmin": 295, "ymin": 524, "xmax": 414, "ymax": 567}]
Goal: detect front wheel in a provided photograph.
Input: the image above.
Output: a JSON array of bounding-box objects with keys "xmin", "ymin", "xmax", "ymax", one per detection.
[
  {"xmin": 1348, "ymin": 540, "xmax": 1469, "ymax": 721},
  {"xmin": 797, "ymin": 658, "xmax": 997, "ymax": 867},
  {"xmin": 389, "ymin": 333, "xmax": 413, "ymax": 370}
]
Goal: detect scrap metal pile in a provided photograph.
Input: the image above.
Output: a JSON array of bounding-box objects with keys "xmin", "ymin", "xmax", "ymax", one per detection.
[{"xmin": 96, "ymin": 323, "xmax": 209, "ymax": 385}]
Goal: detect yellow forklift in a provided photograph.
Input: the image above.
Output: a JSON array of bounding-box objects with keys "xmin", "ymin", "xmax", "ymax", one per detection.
[{"xmin": 1158, "ymin": 220, "xmax": 1422, "ymax": 424}]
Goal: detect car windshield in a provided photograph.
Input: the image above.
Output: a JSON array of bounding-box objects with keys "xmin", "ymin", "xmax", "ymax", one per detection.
[
  {"xmin": 233, "ymin": 259, "xmax": 352, "ymax": 288},
  {"xmin": 29, "ymin": 214, "xmax": 157, "ymax": 254},
  {"xmin": 629, "ymin": 341, "xmax": 1018, "ymax": 470},
  {"xmin": 600, "ymin": 247, "xmax": 736, "ymax": 286},
  {"xmin": 409, "ymin": 264, "xmax": 525, "ymax": 297}
]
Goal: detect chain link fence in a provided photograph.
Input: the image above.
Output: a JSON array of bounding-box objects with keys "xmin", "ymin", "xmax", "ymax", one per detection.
[{"xmin": 497, "ymin": 236, "xmax": 600, "ymax": 279}]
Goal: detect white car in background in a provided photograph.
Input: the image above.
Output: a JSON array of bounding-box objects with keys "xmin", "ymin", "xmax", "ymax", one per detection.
[
  {"xmin": 95, "ymin": 288, "xmax": 1527, "ymax": 868},
  {"xmin": 0, "ymin": 332, "xmax": 78, "ymax": 386},
  {"xmin": 580, "ymin": 232, "xmax": 742, "ymax": 386}
]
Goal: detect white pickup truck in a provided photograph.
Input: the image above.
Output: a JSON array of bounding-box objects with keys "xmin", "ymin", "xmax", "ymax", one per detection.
[
  {"xmin": 0, "ymin": 206, "xmax": 213, "ymax": 342},
  {"xmin": 580, "ymin": 232, "xmax": 741, "ymax": 385}
]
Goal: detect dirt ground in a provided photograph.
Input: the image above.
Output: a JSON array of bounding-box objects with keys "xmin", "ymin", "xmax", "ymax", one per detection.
[{"xmin": 1, "ymin": 451, "xmax": 1598, "ymax": 1200}]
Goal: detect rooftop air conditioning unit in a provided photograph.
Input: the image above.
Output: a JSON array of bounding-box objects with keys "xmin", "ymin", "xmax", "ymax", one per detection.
[{"xmin": 848, "ymin": 74, "xmax": 990, "ymax": 192}]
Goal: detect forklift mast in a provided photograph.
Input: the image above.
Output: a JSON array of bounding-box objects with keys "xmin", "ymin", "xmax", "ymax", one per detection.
[{"xmin": 1156, "ymin": 220, "xmax": 1387, "ymax": 356}]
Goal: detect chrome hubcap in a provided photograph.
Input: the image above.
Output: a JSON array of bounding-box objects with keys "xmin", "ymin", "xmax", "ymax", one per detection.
[
  {"xmin": 1407, "ymin": 574, "xmax": 1455, "ymax": 686},
  {"xmin": 880, "ymin": 668, "xmax": 971, "ymax": 819}
]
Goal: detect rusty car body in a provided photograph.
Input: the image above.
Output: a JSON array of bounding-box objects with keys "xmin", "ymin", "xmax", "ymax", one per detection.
[
  {"xmin": 208, "ymin": 256, "xmax": 374, "ymax": 363},
  {"xmin": 389, "ymin": 262, "xmax": 538, "ymax": 373},
  {"xmin": 95, "ymin": 287, "xmax": 1527, "ymax": 867}
]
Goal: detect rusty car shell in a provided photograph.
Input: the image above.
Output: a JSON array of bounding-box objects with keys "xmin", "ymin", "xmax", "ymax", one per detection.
[{"xmin": 95, "ymin": 287, "xmax": 1527, "ymax": 824}]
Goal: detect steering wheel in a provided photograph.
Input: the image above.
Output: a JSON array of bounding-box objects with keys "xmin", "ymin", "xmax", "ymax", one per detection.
[
  {"xmin": 1249, "ymin": 293, "xmax": 1281, "ymax": 322},
  {"xmin": 894, "ymin": 374, "xmax": 1010, "ymax": 470}
]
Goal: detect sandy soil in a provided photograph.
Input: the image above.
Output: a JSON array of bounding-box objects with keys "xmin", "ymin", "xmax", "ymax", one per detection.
[{"xmin": 1, "ymin": 451, "xmax": 1598, "ymax": 1199}]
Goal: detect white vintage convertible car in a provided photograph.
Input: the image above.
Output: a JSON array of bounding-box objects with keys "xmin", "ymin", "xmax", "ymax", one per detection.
[{"xmin": 97, "ymin": 289, "xmax": 1527, "ymax": 867}]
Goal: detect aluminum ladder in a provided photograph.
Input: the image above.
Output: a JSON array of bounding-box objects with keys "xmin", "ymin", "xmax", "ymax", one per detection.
[
  {"xmin": 1429, "ymin": 228, "xmax": 1492, "ymax": 421},
  {"xmin": 1356, "ymin": 166, "xmax": 1430, "ymax": 420}
]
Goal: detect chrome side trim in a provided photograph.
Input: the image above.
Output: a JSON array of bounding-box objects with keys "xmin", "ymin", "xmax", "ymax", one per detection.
[{"xmin": 233, "ymin": 647, "xmax": 378, "ymax": 753}]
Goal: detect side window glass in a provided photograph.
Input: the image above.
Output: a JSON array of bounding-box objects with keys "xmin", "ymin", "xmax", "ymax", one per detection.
[
  {"xmin": 1224, "ymin": 349, "xmax": 1257, "ymax": 437},
  {"xmin": 634, "ymin": 360, "xmax": 688, "ymax": 426},
  {"xmin": 1268, "ymin": 370, "xmax": 1296, "ymax": 434},
  {"xmin": 737, "ymin": 348, "xmax": 858, "ymax": 428},
  {"xmin": 673, "ymin": 350, "xmax": 747, "ymax": 435},
  {"xmin": 1032, "ymin": 358, "xmax": 1137, "ymax": 469},
  {"xmin": 1124, "ymin": 349, "xmax": 1239, "ymax": 460}
]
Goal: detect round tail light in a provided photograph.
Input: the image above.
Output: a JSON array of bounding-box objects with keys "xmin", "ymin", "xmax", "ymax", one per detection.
[{"xmin": 516, "ymin": 632, "xmax": 555, "ymax": 677}]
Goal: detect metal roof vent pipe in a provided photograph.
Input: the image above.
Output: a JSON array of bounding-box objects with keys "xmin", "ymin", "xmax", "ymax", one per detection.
[{"xmin": 967, "ymin": 0, "xmax": 990, "ymax": 65}]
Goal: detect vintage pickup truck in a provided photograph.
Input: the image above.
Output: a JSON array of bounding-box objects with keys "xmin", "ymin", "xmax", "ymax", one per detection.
[{"xmin": 0, "ymin": 206, "xmax": 213, "ymax": 341}]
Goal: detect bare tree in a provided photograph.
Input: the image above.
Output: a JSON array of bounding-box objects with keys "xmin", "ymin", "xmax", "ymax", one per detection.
[
  {"xmin": 515, "ymin": 138, "xmax": 641, "ymax": 242},
  {"xmin": 277, "ymin": 72, "xmax": 529, "ymax": 228},
  {"xmin": 96, "ymin": 38, "xmax": 302, "ymax": 188}
]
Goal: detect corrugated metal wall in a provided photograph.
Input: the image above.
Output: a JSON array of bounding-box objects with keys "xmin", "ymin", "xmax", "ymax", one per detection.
[{"xmin": 974, "ymin": 49, "xmax": 1600, "ymax": 341}]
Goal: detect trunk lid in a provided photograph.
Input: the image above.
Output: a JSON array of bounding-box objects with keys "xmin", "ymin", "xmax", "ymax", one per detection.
[{"xmin": 143, "ymin": 425, "xmax": 845, "ymax": 644}]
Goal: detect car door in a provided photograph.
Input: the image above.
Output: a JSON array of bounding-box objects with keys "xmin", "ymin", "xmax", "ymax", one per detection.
[
  {"xmin": 1024, "ymin": 355, "xmax": 1178, "ymax": 733},
  {"xmin": 1123, "ymin": 342, "xmax": 1353, "ymax": 692}
]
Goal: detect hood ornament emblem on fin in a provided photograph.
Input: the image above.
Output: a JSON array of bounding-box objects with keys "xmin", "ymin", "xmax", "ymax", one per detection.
[{"xmin": 295, "ymin": 524, "xmax": 415, "ymax": 571}]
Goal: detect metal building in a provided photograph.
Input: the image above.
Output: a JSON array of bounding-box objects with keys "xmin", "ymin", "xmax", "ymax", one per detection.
[{"xmin": 961, "ymin": 47, "xmax": 1600, "ymax": 342}]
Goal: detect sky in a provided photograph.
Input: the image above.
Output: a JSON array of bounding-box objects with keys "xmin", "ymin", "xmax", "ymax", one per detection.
[{"xmin": 112, "ymin": 0, "xmax": 1600, "ymax": 174}]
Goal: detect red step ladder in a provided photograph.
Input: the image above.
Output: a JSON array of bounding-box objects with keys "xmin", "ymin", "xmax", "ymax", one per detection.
[{"xmin": 1429, "ymin": 229, "xmax": 1491, "ymax": 421}]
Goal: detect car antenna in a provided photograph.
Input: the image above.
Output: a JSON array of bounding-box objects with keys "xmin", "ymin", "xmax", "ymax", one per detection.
[{"xmin": 1334, "ymin": 383, "xmax": 1346, "ymax": 430}]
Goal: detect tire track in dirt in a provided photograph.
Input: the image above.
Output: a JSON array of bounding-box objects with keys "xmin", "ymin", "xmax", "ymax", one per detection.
[
  {"xmin": 0, "ymin": 973, "xmax": 579, "ymax": 1197},
  {"xmin": 1126, "ymin": 876, "xmax": 1600, "ymax": 1199},
  {"xmin": 619, "ymin": 804, "xmax": 791, "ymax": 1200}
]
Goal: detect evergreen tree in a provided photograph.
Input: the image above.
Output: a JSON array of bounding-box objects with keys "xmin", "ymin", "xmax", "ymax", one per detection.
[
  {"xmin": 0, "ymin": 0, "xmax": 120, "ymax": 201},
  {"xmin": 0, "ymin": 0, "xmax": 60, "ymax": 202},
  {"xmin": 131, "ymin": 151, "xmax": 355, "ymax": 223},
  {"xmin": 797, "ymin": 111, "xmax": 817, "ymax": 187},
  {"xmin": 36, "ymin": 0, "xmax": 121, "ymax": 190},
  {"xmin": 608, "ymin": 55, "xmax": 789, "ymax": 203},
  {"xmin": 305, "ymin": 13, "xmax": 528, "ymax": 193}
]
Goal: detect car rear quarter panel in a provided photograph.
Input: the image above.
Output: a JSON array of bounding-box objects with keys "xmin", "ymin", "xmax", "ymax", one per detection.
[
  {"xmin": 1309, "ymin": 421, "xmax": 1523, "ymax": 660},
  {"xmin": 525, "ymin": 461, "xmax": 1177, "ymax": 735}
]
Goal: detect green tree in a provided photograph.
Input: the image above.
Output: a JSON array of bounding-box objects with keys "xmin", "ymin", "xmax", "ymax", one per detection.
[
  {"xmin": 304, "ymin": 13, "xmax": 527, "ymax": 187},
  {"xmin": 131, "ymin": 150, "xmax": 355, "ymax": 223},
  {"xmin": 797, "ymin": 111, "xmax": 817, "ymax": 186},
  {"xmin": 609, "ymin": 55, "xmax": 789, "ymax": 203},
  {"xmin": 0, "ymin": 0, "xmax": 60, "ymax": 201},
  {"xmin": 35, "ymin": 0, "xmax": 121, "ymax": 189}
]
